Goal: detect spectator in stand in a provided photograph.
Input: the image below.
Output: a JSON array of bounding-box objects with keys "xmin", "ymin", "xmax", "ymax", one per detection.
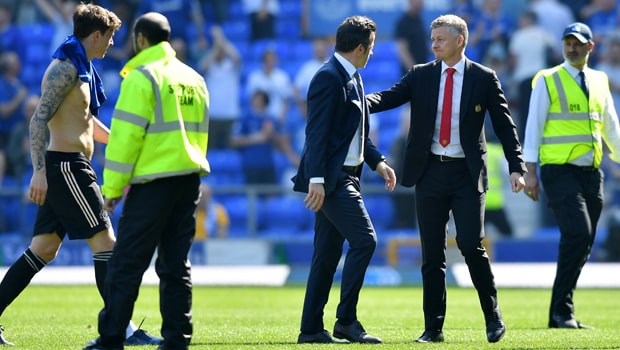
[
  {"xmin": 98, "ymin": 1, "xmax": 136, "ymax": 92},
  {"xmin": 203, "ymin": 0, "xmax": 229, "ymax": 24},
  {"xmin": 289, "ymin": 37, "xmax": 330, "ymax": 155},
  {"xmin": 468, "ymin": 0, "xmax": 515, "ymax": 63},
  {"xmin": 582, "ymin": 0, "xmax": 620, "ymax": 66},
  {"xmin": 529, "ymin": 0, "xmax": 575, "ymax": 53},
  {"xmin": 0, "ymin": 51, "xmax": 27, "ymax": 187},
  {"xmin": 293, "ymin": 37, "xmax": 330, "ymax": 118},
  {"xmin": 231, "ymin": 90, "xmax": 298, "ymax": 185},
  {"xmin": 394, "ymin": 0, "xmax": 429, "ymax": 75},
  {"xmin": 509, "ymin": 10, "xmax": 556, "ymax": 140},
  {"xmin": 597, "ymin": 32, "xmax": 620, "ymax": 104},
  {"xmin": 170, "ymin": 37, "xmax": 188, "ymax": 63},
  {"xmin": 452, "ymin": 0, "xmax": 476, "ymax": 24},
  {"xmin": 0, "ymin": 3, "xmax": 21, "ymax": 55},
  {"xmin": 243, "ymin": 0, "xmax": 279, "ymax": 41},
  {"xmin": 34, "ymin": 0, "xmax": 77, "ymax": 56},
  {"xmin": 561, "ymin": 0, "xmax": 589, "ymax": 21},
  {"xmin": 7, "ymin": 94, "xmax": 39, "ymax": 185},
  {"xmin": 195, "ymin": 183, "xmax": 229, "ymax": 240},
  {"xmin": 137, "ymin": 0, "xmax": 207, "ymax": 65},
  {"xmin": 199, "ymin": 25, "xmax": 241, "ymax": 149},
  {"xmin": 246, "ymin": 48, "xmax": 293, "ymax": 122}
]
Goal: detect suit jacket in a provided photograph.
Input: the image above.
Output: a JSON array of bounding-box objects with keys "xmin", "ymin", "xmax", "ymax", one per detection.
[
  {"xmin": 292, "ymin": 56, "xmax": 385, "ymax": 196},
  {"xmin": 367, "ymin": 59, "xmax": 526, "ymax": 192}
]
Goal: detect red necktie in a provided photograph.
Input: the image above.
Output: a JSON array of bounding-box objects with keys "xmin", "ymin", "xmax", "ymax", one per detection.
[{"xmin": 440, "ymin": 68, "xmax": 456, "ymax": 147}]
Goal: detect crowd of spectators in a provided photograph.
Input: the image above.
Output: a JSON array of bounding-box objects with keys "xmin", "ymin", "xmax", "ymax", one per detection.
[{"xmin": 1, "ymin": 0, "xmax": 620, "ymax": 237}]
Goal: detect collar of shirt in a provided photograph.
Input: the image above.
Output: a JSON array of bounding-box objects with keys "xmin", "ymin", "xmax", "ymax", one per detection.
[
  {"xmin": 561, "ymin": 62, "xmax": 589, "ymax": 79},
  {"xmin": 334, "ymin": 52, "xmax": 357, "ymax": 79},
  {"xmin": 441, "ymin": 58, "xmax": 466, "ymax": 75}
]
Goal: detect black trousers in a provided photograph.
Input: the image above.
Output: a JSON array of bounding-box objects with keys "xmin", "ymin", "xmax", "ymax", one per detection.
[
  {"xmin": 541, "ymin": 164, "xmax": 602, "ymax": 319},
  {"xmin": 98, "ymin": 174, "xmax": 201, "ymax": 349},
  {"xmin": 300, "ymin": 171, "xmax": 377, "ymax": 333},
  {"xmin": 415, "ymin": 158, "xmax": 498, "ymax": 331}
]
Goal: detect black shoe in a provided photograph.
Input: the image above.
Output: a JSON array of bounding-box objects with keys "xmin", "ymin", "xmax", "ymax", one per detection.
[
  {"xmin": 414, "ymin": 329, "xmax": 444, "ymax": 343},
  {"xmin": 333, "ymin": 320, "xmax": 382, "ymax": 344},
  {"xmin": 0, "ymin": 325, "xmax": 13, "ymax": 346},
  {"xmin": 124, "ymin": 329, "xmax": 163, "ymax": 345},
  {"xmin": 82, "ymin": 341, "xmax": 121, "ymax": 350},
  {"xmin": 549, "ymin": 314, "xmax": 593, "ymax": 329},
  {"xmin": 298, "ymin": 330, "xmax": 345, "ymax": 344},
  {"xmin": 485, "ymin": 308, "xmax": 506, "ymax": 343}
]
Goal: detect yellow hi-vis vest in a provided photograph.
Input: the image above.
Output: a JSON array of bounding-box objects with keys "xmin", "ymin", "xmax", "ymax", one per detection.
[
  {"xmin": 533, "ymin": 66, "xmax": 606, "ymax": 168},
  {"xmin": 486, "ymin": 142, "xmax": 505, "ymax": 210},
  {"xmin": 102, "ymin": 42, "xmax": 210, "ymax": 199}
]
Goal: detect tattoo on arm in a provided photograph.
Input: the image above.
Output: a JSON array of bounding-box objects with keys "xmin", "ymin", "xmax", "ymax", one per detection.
[{"xmin": 29, "ymin": 60, "xmax": 77, "ymax": 171}]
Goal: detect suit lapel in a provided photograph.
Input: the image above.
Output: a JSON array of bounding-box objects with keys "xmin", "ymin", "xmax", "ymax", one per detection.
[
  {"xmin": 426, "ymin": 62, "xmax": 442, "ymax": 131},
  {"xmin": 460, "ymin": 59, "xmax": 474, "ymax": 123},
  {"xmin": 330, "ymin": 56, "xmax": 364, "ymax": 114}
]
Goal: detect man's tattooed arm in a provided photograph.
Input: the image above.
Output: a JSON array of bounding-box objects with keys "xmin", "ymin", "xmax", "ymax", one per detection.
[{"xmin": 29, "ymin": 60, "xmax": 77, "ymax": 172}]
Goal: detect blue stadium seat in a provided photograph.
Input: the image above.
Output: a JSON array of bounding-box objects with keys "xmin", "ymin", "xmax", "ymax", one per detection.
[
  {"xmin": 364, "ymin": 60, "xmax": 401, "ymax": 82},
  {"xmin": 292, "ymin": 40, "xmax": 313, "ymax": 61},
  {"xmin": 364, "ymin": 195, "xmax": 395, "ymax": 231},
  {"xmin": 371, "ymin": 40, "xmax": 399, "ymax": 61},
  {"xmin": 19, "ymin": 23, "xmax": 54, "ymax": 44},
  {"xmin": 378, "ymin": 124, "xmax": 401, "ymax": 152},
  {"xmin": 228, "ymin": 1, "xmax": 245, "ymax": 18},
  {"xmin": 259, "ymin": 194, "xmax": 311, "ymax": 234},
  {"xmin": 275, "ymin": 19, "xmax": 301, "ymax": 40},
  {"xmin": 206, "ymin": 149, "xmax": 245, "ymax": 185},
  {"xmin": 219, "ymin": 195, "xmax": 259, "ymax": 236},
  {"xmin": 254, "ymin": 39, "xmax": 294, "ymax": 61},
  {"xmin": 280, "ymin": 0, "xmax": 303, "ymax": 18},
  {"xmin": 0, "ymin": 196, "xmax": 22, "ymax": 232},
  {"xmin": 221, "ymin": 19, "xmax": 250, "ymax": 42}
]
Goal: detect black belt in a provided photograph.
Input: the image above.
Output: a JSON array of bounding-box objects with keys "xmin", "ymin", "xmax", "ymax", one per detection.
[
  {"xmin": 566, "ymin": 164, "xmax": 598, "ymax": 172},
  {"xmin": 342, "ymin": 164, "xmax": 362, "ymax": 175},
  {"xmin": 430, "ymin": 154, "xmax": 464, "ymax": 162}
]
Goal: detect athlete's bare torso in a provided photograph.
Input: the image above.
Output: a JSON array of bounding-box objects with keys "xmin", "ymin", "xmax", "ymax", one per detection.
[{"xmin": 42, "ymin": 59, "xmax": 95, "ymax": 160}]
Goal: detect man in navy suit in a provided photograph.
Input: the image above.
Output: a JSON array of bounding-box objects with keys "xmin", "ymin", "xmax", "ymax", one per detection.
[
  {"xmin": 367, "ymin": 14, "xmax": 526, "ymax": 344},
  {"xmin": 292, "ymin": 15, "xmax": 396, "ymax": 344}
]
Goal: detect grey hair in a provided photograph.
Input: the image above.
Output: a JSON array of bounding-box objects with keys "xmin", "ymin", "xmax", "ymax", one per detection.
[{"xmin": 431, "ymin": 14, "xmax": 468, "ymax": 47}]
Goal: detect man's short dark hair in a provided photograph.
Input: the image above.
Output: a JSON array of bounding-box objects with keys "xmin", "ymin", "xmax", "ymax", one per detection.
[{"xmin": 335, "ymin": 16, "xmax": 376, "ymax": 53}]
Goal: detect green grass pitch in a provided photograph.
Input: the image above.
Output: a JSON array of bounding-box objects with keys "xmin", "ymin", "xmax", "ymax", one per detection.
[{"xmin": 1, "ymin": 285, "xmax": 619, "ymax": 349}]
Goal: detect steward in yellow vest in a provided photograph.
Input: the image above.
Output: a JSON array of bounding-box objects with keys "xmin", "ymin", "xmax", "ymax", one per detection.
[
  {"xmin": 102, "ymin": 41, "xmax": 210, "ymax": 198},
  {"xmin": 522, "ymin": 22, "xmax": 620, "ymax": 330}
]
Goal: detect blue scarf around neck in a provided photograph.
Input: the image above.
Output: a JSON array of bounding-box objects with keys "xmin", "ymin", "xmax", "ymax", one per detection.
[{"xmin": 52, "ymin": 35, "xmax": 106, "ymax": 117}]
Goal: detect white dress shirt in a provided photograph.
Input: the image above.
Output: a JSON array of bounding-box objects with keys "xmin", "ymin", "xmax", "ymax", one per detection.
[{"xmin": 431, "ymin": 59, "xmax": 466, "ymax": 158}]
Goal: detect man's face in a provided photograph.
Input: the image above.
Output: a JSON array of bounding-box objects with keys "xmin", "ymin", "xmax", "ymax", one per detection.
[
  {"xmin": 95, "ymin": 28, "xmax": 116, "ymax": 59},
  {"xmin": 431, "ymin": 26, "xmax": 462, "ymax": 63},
  {"xmin": 356, "ymin": 31, "xmax": 375, "ymax": 69},
  {"xmin": 562, "ymin": 35, "xmax": 592, "ymax": 66}
]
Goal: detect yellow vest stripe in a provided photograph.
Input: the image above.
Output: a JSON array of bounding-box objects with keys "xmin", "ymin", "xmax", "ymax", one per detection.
[
  {"xmin": 542, "ymin": 135, "xmax": 598, "ymax": 144},
  {"xmin": 132, "ymin": 168, "xmax": 205, "ymax": 183},
  {"xmin": 551, "ymin": 73, "xmax": 570, "ymax": 112},
  {"xmin": 135, "ymin": 66, "xmax": 210, "ymax": 134},
  {"xmin": 105, "ymin": 159, "xmax": 134, "ymax": 174},
  {"xmin": 113, "ymin": 110, "xmax": 149, "ymax": 128}
]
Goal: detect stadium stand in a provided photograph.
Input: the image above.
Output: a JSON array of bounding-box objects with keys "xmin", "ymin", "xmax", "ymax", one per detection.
[{"xmin": 1, "ymin": 0, "xmax": 617, "ymax": 273}]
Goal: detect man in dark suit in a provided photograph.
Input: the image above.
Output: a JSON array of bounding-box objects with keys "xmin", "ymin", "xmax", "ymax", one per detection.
[
  {"xmin": 367, "ymin": 14, "xmax": 526, "ymax": 344},
  {"xmin": 292, "ymin": 15, "xmax": 396, "ymax": 344}
]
